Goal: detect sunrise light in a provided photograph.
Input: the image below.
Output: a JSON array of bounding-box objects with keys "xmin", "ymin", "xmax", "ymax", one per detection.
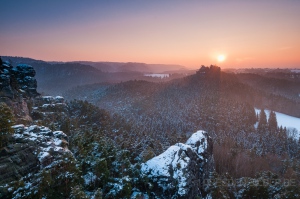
[{"xmin": 217, "ymin": 55, "xmax": 226, "ymax": 62}]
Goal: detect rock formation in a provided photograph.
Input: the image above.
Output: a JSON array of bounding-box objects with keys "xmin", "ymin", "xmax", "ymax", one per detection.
[
  {"xmin": 141, "ymin": 130, "xmax": 214, "ymax": 199},
  {"xmin": 0, "ymin": 125, "xmax": 70, "ymax": 197},
  {"xmin": 30, "ymin": 95, "xmax": 68, "ymax": 122},
  {"xmin": 0, "ymin": 58, "xmax": 39, "ymax": 99},
  {"xmin": 0, "ymin": 57, "xmax": 39, "ymax": 123}
]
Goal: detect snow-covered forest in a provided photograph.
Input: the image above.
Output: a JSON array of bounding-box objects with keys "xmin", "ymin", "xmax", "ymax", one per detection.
[{"xmin": 1, "ymin": 58, "xmax": 300, "ymax": 198}]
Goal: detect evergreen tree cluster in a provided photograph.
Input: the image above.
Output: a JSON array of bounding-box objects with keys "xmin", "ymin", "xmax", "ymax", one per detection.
[
  {"xmin": 257, "ymin": 109, "xmax": 278, "ymax": 133},
  {"xmin": 0, "ymin": 102, "xmax": 15, "ymax": 148}
]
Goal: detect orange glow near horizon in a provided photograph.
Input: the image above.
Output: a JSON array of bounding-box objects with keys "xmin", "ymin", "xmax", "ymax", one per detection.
[{"xmin": 0, "ymin": 1, "xmax": 300, "ymax": 69}]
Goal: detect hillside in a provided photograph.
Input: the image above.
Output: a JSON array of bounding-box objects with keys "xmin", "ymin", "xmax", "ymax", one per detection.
[
  {"xmin": 76, "ymin": 61, "xmax": 187, "ymax": 73},
  {"xmin": 3, "ymin": 56, "xmax": 190, "ymax": 95},
  {"xmin": 69, "ymin": 66, "xmax": 300, "ymax": 179},
  {"xmin": 237, "ymin": 73, "xmax": 300, "ymax": 102}
]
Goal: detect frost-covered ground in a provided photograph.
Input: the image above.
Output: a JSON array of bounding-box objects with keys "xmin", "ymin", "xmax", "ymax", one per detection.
[{"xmin": 255, "ymin": 108, "xmax": 300, "ymax": 139}]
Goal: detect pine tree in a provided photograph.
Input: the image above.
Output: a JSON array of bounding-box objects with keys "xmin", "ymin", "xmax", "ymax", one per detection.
[
  {"xmin": 268, "ymin": 111, "xmax": 278, "ymax": 133},
  {"xmin": 0, "ymin": 103, "xmax": 15, "ymax": 148},
  {"xmin": 93, "ymin": 188, "xmax": 103, "ymax": 199},
  {"xmin": 70, "ymin": 186, "xmax": 89, "ymax": 199},
  {"xmin": 60, "ymin": 118, "xmax": 71, "ymax": 135},
  {"xmin": 257, "ymin": 109, "xmax": 267, "ymax": 133}
]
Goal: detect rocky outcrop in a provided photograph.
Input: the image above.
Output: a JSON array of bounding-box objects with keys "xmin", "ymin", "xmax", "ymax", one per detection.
[
  {"xmin": 141, "ymin": 130, "xmax": 214, "ymax": 199},
  {"xmin": 0, "ymin": 57, "xmax": 39, "ymax": 123},
  {"xmin": 0, "ymin": 58, "xmax": 39, "ymax": 99},
  {"xmin": 13, "ymin": 64, "xmax": 38, "ymax": 96},
  {"xmin": 0, "ymin": 125, "xmax": 69, "ymax": 187},
  {"xmin": 30, "ymin": 96, "xmax": 68, "ymax": 125}
]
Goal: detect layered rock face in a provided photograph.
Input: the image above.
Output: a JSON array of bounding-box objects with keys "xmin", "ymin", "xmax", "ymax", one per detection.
[
  {"xmin": 0, "ymin": 59, "xmax": 39, "ymax": 99},
  {"xmin": 141, "ymin": 130, "xmax": 213, "ymax": 199},
  {"xmin": 30, "ymin": 96, "xmax": 68, "ymax": 129},
  {"xmin": 0, "ymin": 125, "xmax": 69, "ymax": 189}
]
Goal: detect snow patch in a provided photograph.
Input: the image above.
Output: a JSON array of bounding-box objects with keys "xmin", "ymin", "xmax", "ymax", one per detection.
[
  {"xmin": 42, "ymin": 96, "xmax": 54, "ymax": 100},
  {"xmin": 38, "ymin": 152, "xmax": 50, "ymax": 162},
  {"xmin": 53, "ymin": 131, "xmax": 67, "ymax": 139},
  {"xmin": 55, "ymin": 96, "xmax": 64, "ymax": 100},
  {"xmin": 11, "ymin": 124, "xmax": 25, "ymax": 129},
  {"xmin": 42, "ymin": 104, "xmax": 51, "ymax": 108},
  {"xmin": 54, "ymin": 138, "xmax": 62, "ymax": 146}
]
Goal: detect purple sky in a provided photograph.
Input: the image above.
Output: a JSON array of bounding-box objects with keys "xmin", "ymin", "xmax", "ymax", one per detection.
[{"xmin": 1, "ymin": 0, "xmax": 300, "ymax": 68}]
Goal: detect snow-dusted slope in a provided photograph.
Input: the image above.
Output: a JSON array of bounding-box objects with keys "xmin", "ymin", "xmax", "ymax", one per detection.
[{"xmin": 141, "ymin": 130, "xmax": 213, "ymax": 199}]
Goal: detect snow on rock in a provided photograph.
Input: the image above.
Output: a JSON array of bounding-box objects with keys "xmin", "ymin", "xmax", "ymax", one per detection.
[
  {"xmin": 54, "ymin": 138, "xmax": 62, "ymax": 146},
  {"xmin": 142, "ymin": 145, "xmax": 180, "ymax": 177},
  {"xmin": 141, "ymin": 130, "xmax": 213, "ymax": 199},
  {"xmin": 12, "ymin": 125, "xmax": 70, "ymax": 167},
  {"xmin": 29, "ymin": 97, "xmax": 68, "ymax": 128},
  {"xmin": 55, "ymin": 96, "xmax": 64, "ymax": 103},
  {"xmin": 41, "ymin": 96, "xmax": 54, "ymax": 101},
  {"xmin": 38, "ymin": 152, "xmax": 50, "ymax": 163},
  {"xmin": 11, "ymin": 124, "xmax": 25, "ymax": 133},
  {"xmin": 41, "ymin": 103, "xmax": 51, "ymax": 108},
  {"xmin": 40, "ymin": 95, "xmax": 64, "ymax": 103},
  {"xmin": 0, "ymin": 124, "xmax": 71, "ymax": 190},
  {"xmin": 186, "ymin": 130, "xmax": 207, "ymax": 155},
  {"xmin": 53, "ymin": 131, "xmax": 67, "ymax": 139}
]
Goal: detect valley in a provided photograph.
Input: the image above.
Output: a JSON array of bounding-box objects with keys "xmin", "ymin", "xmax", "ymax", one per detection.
[{"xmin": 1, "ymin": 57, "xmax": 300, "ymax": 198}]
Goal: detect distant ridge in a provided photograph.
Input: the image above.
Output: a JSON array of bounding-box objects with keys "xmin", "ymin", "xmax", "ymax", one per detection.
[{"xmin": 2, "ymin": 56, "xmax": 188, "ymax": 73}]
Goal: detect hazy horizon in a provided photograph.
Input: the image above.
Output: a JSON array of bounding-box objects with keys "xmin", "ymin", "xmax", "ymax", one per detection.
[
  {"xmin": 1, "ymin": 0, "xmax": 300, "ymax": 69},
  {"xmin": 2, "ymin": 55, "xmax": 300, "ymax": 71}
]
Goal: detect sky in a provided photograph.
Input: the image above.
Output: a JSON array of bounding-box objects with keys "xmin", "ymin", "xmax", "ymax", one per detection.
[{"xmin": 1, "ymin": 0, "xmax": 300, "ymax": 69}]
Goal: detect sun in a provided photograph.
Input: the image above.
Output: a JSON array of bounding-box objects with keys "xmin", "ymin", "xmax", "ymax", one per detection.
[{"xmin": 217, "ymin": 55, "xmax": 226, "ymax": 62}]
